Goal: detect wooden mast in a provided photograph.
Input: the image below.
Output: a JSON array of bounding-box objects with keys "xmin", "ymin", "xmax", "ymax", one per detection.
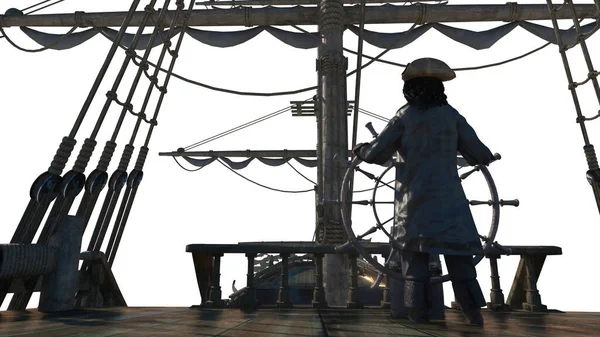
[
  {"xmin": 316, "ymin": 0, "xmax": 351, "ymax": 306},
  {"xmin": 1, "ymin": 4, "xmax": 597, "ymax": 27}
]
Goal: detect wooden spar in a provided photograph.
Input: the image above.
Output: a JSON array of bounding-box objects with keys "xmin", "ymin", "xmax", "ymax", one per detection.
[
  {"xmin": 159, "ymin": 149, "xmax": 353, "ymax": 157},
  {"xmin": 1, "ymin": 4, "xmax": 598, "ymax": 27},
  {"xmin": 194, "ymin": 0, "xmax": 438, "ymax": 6}
]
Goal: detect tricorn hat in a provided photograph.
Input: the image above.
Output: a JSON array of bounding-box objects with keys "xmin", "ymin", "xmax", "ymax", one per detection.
[{"xmin": 401, "ymin": 58, "xmax": 456, "ymax": 82}]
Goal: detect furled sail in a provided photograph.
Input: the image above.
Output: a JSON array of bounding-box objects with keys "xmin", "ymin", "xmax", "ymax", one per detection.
[{"xmin": 17, "ymin": 20, "xmax": 598, "ymax": 51}]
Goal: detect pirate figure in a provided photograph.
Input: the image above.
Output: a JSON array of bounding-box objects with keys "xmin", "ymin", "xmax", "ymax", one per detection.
[{"xmin": 353, "ymin": 58, "xmax": 493, "ymax": 326}]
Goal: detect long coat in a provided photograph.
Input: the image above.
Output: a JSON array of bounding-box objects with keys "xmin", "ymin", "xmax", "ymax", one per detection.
[{"xmin": 355, "ymin": 104, "xmax": 494, "ymax": 256}]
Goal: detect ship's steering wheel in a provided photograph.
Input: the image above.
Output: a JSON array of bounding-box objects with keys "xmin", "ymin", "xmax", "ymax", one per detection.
[{"xmin": 335, "ymin": 124, "xmax": 518, "ymax": 285}]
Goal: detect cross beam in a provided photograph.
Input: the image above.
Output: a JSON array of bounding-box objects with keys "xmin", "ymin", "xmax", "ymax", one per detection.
[
  {"xmin": 0, "ymin": 4, "xmax": 597, "ymax": 27},
  {"xmin": 159, "ymin": 149, "xmax": 353, "ymax": 157}
]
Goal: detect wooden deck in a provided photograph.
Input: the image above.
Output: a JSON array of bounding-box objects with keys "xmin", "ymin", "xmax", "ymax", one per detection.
[{"xmin": 1, "ymin": 307, "xmax": 599, "ymax": 337}]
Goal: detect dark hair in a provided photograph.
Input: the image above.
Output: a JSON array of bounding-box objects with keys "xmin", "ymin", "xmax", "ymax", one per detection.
[{"xmin": 402, "ymin": 77, "xmax": 448, "ymax": 111}]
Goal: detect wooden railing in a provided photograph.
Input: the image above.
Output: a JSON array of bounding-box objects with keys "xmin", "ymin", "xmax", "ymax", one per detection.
[{"xmin": 186, "ymin": 242, "xmax": 562, "ymax": 312}]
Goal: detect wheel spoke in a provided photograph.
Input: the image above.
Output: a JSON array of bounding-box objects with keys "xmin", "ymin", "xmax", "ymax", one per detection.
[
  {"xmin": 357, "ymin": 226, "xmax": 378, "ymax": 240},
  {"xmin": 460, "ymin": 166, "xmax": 481, "ymax": 180},
  {"xmin": 370, "ymin": 201, "xmax": 394, "ymax": 205},
  {"xmin": 376, "ymin": 217, "xmax": 394, "ymax": 240},
  {"xmin": 500, "ymin": 199, "xmax": 520, "ymax": 207},
  {"xmin": 469, "ymin": 199, "xmax": 494, "ymax": 206}
]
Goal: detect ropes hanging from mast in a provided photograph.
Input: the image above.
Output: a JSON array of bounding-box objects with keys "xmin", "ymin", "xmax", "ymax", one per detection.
[
  {"xmin": 0, "ymin": 0, "xmax": 143, "ymax": 310},
  {"xmin": 104, "ymin": 0, "xmax": 196, "ymax": 267},
  {"xmin": 83, "ymin": 0, "xmax": 176, "ymax": 272}
]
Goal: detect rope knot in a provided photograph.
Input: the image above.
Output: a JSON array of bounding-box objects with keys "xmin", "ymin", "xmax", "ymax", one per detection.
[
  {"xmin": 124, "ymin": 103, "xmax": 134, "ymax": 112},
  {"xmin": 159, "ymin": 86, "xmax": 168, "ymax": 94},
  {"xmin": 176, "ymin": 0, "xmax": 185, "ymax": 9},
  {"xmin": 149, "ymin": 75, "xmax": 159, "ymax": 84},
  {"xmin": 73, "ymin": 138, "xmax": 97, "ymax": 173},
  {"xmin": 416, "ymin": 3, "xmax": 428, "ymax": 25},
  {"xmin": 48, "ymin": 137, "xmax": 77, "ymax": 176},
  {"xmin": 150, "ymin": 119, "xmax": 158, "ymax": 126},
  {"xmin": 106, "ymin": 91, "xmax": 118, "ymax": 100},
  {"xmin": 169, "ymin": 49, "xmax": 179, "ymax": 58},
  {"xmin": 125, "ymin": 49, "xmax": 137, "ymax": 58},
  {"xmin": 74, "ymin": 11, "xmax": 88, "ymax": 28},
  {"xmin": 505, "ymin": 2, "xmax": 519, "ymax": 22},
  {"xmin": 144, "ymin": 5, "xmax": 156, "ymax": 14},
  {"xmin": 164, "ymin": 40, "xmax": 172, "ymax": 48},
  {"xmin": 97, "ymin": 141, "xmax": 117, "ymax": 172},
  {"xmin": 139, "ymin": 60, "xmax": 150, "ymax": 71},
  {"xmin": 584, "ymin": 144, "xmax": 599, "ymax": 170}
]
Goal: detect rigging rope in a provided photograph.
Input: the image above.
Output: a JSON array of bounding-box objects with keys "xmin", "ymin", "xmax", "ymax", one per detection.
[
  {"xmin": 173, "ymin": 157, "xmax": 204, "ymax": 171},
  {"xmin": 184, "ymin": 106, "xmax": 293, "ymax": 150},
  {"xmin": 25, "ymin": 0, "xmax": 65, "ymax": 15},
  {"xmin": 287, "ymin": 161, "xmax": 316, "ymax": 185},
  {"xmin": 1, "ymin": 0, "xmax": 67, "ymax": 39},
  {"xmin": 359, "ymin": 108, "xmax": 391, "ymax": 122},
  {"xmin": 351, "ymin": 0, "xmax": 368, "ymax": 151},
  {"xmin": 0, "ymin": 23, "xmax": 79, "ymax": 52}
]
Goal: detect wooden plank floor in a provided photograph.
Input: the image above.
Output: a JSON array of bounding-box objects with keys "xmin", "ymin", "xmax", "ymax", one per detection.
[{"xmin": 1, "ymin": 307, "xmax": 599, "ymax": 337}]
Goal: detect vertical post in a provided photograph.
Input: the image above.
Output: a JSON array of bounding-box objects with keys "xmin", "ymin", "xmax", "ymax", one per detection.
[
  {"xmin": 245, "ymin": 253, "xmax": 257, "ymax": 309},
  {"xmin": 38, "ymin": 215, "xmax": 86, "ymax": 313},
  {"xmin": 487, "ymin": 255, "xmax": 506, "ymax": 310},
  {"xmin": 277, "ymin": 253, "xmax": 292, "ymax": 308},
  {"xmin": 312, "ymin": 253, "xmax": 328, "ymax": 308},
  {"xmin": 206, "ymin": 253, "xmax": 223, "ymax": 308},
  {"xmin": 317, "ymin": 0, "xmax": 351, "ymax": 306},
  {"xmin": 381, "ymin": 274, "xmax": 391, "ymax": 309},
  {"xmin": 346, "ymin": 254, "xmax": 363, "ymax": 308},
  {"xmin": 522, "ymin": 256, "xmax": 546, "ymax": 312}
]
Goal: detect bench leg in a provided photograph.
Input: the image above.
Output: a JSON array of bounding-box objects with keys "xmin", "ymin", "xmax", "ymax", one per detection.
[
  {"xmin": 206, "ymin": 253, "xmax": 223, "ymax": 308},
  {"xmin": 192, "ymin": 253, "xmax": 213, "ymax": 305},
  {"xmin": 507, "ymin": 255, "xmax": 548, "ymax": 312}
]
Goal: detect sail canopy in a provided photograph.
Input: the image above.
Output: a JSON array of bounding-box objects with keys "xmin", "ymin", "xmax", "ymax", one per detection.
[{"xmin": 18, "ymin": 20, "xmax": 598, "ymax": 51}]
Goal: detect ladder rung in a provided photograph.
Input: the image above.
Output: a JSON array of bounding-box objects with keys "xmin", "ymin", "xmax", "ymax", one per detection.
[{"xmin": 569, "ymin": 71, "xmax": 600, "ymax": 89}]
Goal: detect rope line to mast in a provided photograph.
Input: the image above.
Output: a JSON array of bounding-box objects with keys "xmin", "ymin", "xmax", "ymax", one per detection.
[
  {"xmin": 25, "ymin": 0, "xmax": 65, "ymax": 15},
  {"xmin": 21, "ymin": 0, "xmax": 54, "ymax": 12},
  {"xmin": 287, "ymin": 161, "xmax": 317, "ymax": 185},
  {"xmin": 184, "ymin": 106, "xmax": 293, "ymax": 150}
]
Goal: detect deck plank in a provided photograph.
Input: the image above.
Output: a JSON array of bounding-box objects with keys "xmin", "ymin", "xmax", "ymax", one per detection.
[{"xmin": 1, "ymin": 307, "xmax": 599, "ymax": 337}]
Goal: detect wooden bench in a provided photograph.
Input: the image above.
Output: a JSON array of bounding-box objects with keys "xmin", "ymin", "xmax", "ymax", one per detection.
[
  {"xmin": 187, "ymin": 242, "xmax": 562, "ymax": 312},
  {"xmin": 484, "ymin": 245, "xmax": 562, "ymax": 312}
]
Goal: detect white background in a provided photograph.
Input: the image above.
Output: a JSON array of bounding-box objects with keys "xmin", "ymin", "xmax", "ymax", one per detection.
[{"xmin": 1, "ymin": 0, "xmax": 599, "ymax": 312}]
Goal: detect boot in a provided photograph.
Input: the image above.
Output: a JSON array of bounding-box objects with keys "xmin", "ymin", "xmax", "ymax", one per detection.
[
  {"xmin": 460, "ymin": 307, "xmax": 484, "ymax": 327},
  {"xmin": 407, "ymin": 307, "xmax": 430, "ymax": 324},
  {"xmin": 404, "ymin": 280, "xmax": 430, "ymax": 324},
  {"xmin": 452, "ymin": 279, "xmax": 486, "ymax": 327}
]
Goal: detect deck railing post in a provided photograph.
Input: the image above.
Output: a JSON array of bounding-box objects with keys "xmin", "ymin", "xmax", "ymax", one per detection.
[
  {"xmin": 277, "ymin": 253, "xmax": 292, "ymax": 308},
  {"xmin": 312, "ymin": 253, "xmax": 328, "ymax": 308},
  {"xmin": 346, "ymin": 254, "xmax": 363, "ymax": 308},
  {"xmin": 206, "ymin": 253, "xmax": 223, "ymax": 308},
  {"xmin": 487, "ymin": 255, "xmax": 506, "ymax": 310},
  {"xmin": 245, "ymin": 253, "xmax": 257, "ymax": 309}
]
